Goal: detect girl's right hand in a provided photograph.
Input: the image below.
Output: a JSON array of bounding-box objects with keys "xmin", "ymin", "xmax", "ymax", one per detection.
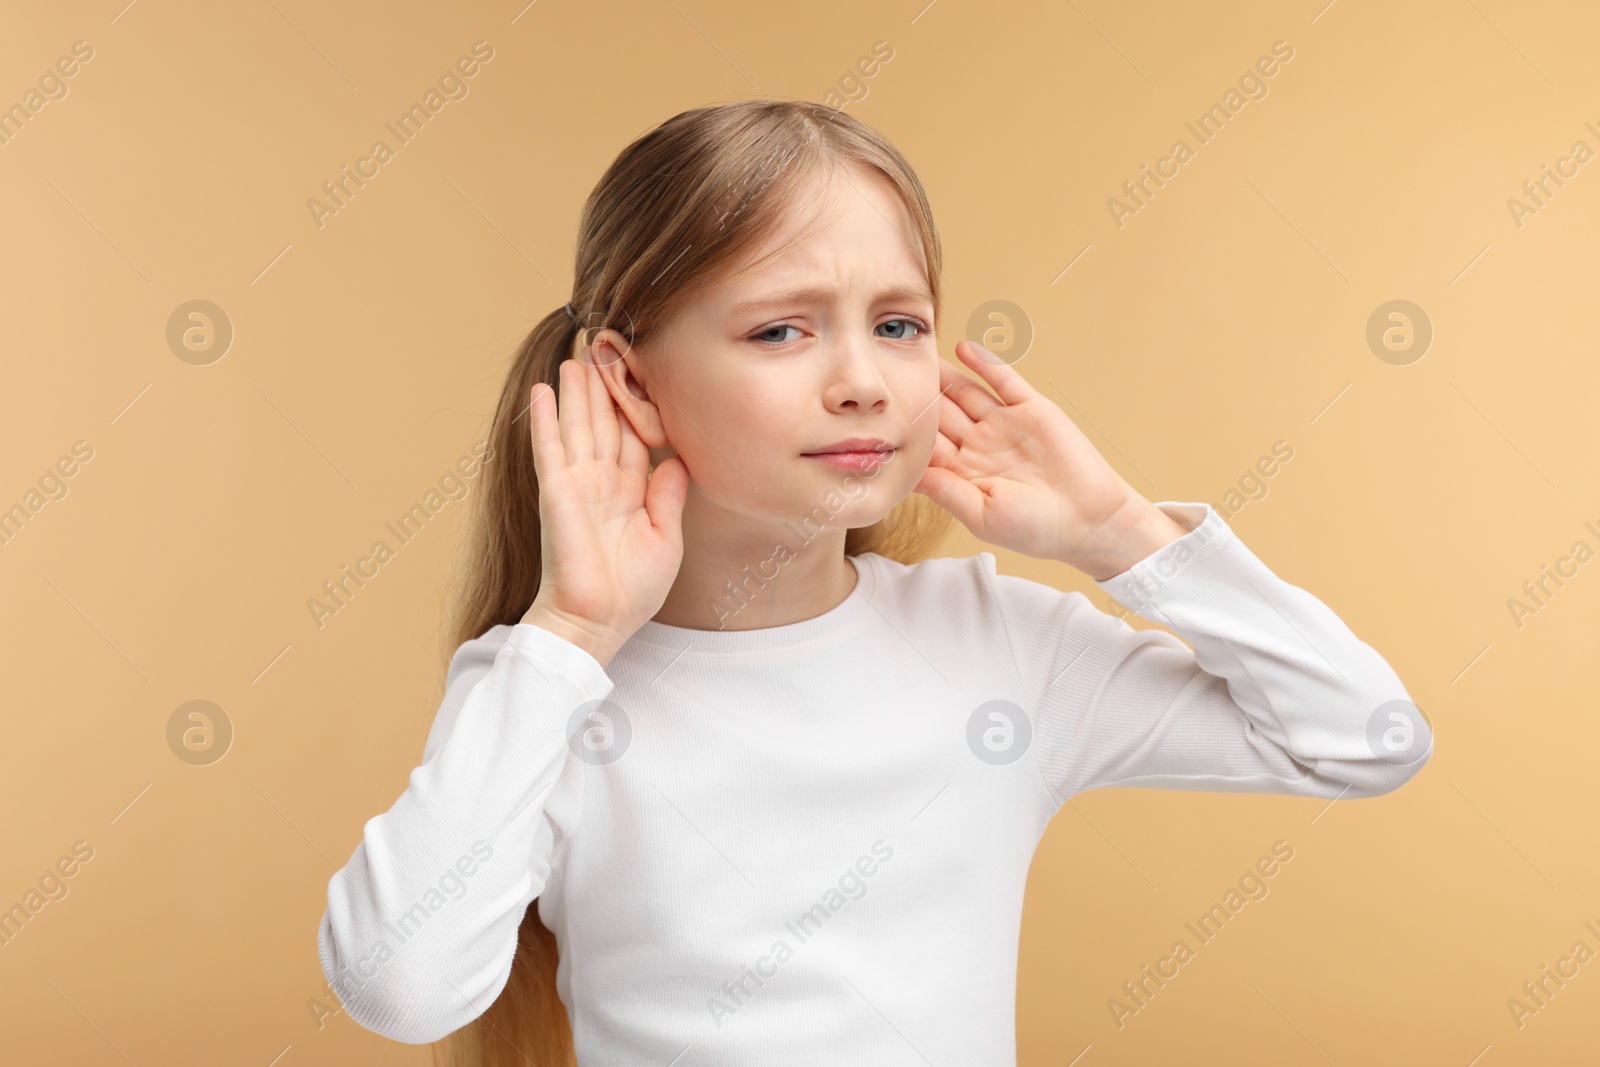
[{"xmin": 522, "ymin": 356, "xmax": 689, "ymax": 666}]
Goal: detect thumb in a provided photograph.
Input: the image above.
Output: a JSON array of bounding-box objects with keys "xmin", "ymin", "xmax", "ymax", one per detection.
[{"xmin": 644, "ymin": 455, "xmax": 690, "ymax": 538}]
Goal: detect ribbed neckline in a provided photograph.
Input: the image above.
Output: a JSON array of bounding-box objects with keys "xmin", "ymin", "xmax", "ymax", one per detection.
[{"xmin": 622, "ymin": 553, "xmax": 879, "ymax": 655}]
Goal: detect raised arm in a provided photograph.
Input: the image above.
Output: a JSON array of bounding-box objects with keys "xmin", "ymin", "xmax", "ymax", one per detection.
[
  {"xmin": 317, "ymin": 621, "xmax": 613, "ymax": 1043},
  {"xmin": 316, "ymin": 349, "xmax": 687, "ymax": 1042},
  {"xmin": 992, "ymin": 501, "xmax": 1432, "ymax": 808}
]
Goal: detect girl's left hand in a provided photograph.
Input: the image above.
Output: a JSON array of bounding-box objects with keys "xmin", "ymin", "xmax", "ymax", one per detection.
[{"xmin": 912, "ymin": 340, "xmax": 1186, "ymax": 581}]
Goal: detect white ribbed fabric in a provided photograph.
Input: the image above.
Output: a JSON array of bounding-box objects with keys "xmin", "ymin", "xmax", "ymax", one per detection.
[{"xmin": 318, "ymin": 500, "xmax": 1431, "ymax": 1059}]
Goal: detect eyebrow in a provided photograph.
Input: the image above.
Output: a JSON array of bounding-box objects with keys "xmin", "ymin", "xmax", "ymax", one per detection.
[{"xmin": 725, "ymin": 284, "xmax": 934, "ymax": 318}]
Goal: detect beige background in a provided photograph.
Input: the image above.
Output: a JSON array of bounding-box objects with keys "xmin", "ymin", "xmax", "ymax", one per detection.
[{"xmin": 2, "ymin": 0, "xmax": 1597, "ymax": 1063}]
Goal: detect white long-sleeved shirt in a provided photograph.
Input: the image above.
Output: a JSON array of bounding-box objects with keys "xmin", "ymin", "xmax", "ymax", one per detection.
[{"xmin": 317, "ymin": 500, "xmax": 1431, "ymax": 1060}]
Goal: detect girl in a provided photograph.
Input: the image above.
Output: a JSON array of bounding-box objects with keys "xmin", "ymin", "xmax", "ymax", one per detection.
[{"xmin": 318, "ymin": 99, "xmax": 1431, "ymax": 1065}]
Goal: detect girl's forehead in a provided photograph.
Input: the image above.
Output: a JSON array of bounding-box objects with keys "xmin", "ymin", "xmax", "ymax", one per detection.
[
  {"xmin": 674, "ymin": 163, "xmax": 927, "ymax": 329},
  {"xmin": 723, "ymin": 207, "xmax": 923, "ymax": 297}
]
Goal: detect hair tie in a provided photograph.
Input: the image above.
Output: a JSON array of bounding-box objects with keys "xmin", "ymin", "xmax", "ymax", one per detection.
[{"xmin": 562, "ymin": 302, "xmax": 578, "ymax": 322}]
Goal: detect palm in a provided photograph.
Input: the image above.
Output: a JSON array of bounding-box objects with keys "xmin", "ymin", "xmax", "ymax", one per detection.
[
  {"xmin": 530, "ymin": 358, "xmax": 688, "ymax": 637},
  {"xmin": 915, "ymin": 341, "xmax": 1136, "ymax": 563}
]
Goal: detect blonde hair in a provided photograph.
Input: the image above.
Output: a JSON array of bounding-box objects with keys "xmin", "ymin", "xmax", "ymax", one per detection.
[{"xmin": 435, "ymin": 98, "xmax": 955, "ymax": 1066}]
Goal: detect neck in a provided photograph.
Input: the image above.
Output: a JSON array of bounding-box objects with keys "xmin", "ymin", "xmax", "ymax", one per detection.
[{"xmin": 651, "ymin": 488, "xmax": 858, "ymax": 632}]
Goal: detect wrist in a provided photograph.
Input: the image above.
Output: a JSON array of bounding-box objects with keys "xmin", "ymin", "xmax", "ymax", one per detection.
[
  {"xmin": 521, "ymin": 602, "xmax": 624, "ymax": 668},
  {"xmin": 1064, "ymin": 499, "xmax": 1191, "ymax": 582}
]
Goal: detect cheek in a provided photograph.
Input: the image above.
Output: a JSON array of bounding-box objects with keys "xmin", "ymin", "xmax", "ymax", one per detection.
[
  {"xmin": 901, "ymin": 377, "xmax": 943, "ymax": 451},
  {"xmin": 663, "ymin": 383, "xmax": 794, "ymax": 479}
]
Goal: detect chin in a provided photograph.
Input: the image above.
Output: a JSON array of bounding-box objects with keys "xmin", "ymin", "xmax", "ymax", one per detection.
[{"xmin": 791, "ymin": 485, "xmax": 901, "ymax": 531}]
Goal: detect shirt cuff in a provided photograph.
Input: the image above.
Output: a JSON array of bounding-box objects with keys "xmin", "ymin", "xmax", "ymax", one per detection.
[
  {"xmin": 504, "ymin": 620, "xmax": 615, "ymax": 699},
  {"xmin": 1092, "ymin": 500, "xmax": 1235, "ymax": 616}
]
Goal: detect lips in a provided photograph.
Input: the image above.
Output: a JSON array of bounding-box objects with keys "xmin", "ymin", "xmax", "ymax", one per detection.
[
  {"xmin": 802, "ymin": 437, "xmax": 895, "ymax": 456},
  {"xmin": 803, "ymin": 445, "xmax": 895, "ymax": 472}
]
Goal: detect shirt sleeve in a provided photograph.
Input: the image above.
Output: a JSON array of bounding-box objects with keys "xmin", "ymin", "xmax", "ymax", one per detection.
[
  {"xmin": 989, "ymin": 500, "xmax": 1432, "ymax": 808},
  {"xmin": 317, "ymin": 621, "xmax": 614, "ymax": 1044}
]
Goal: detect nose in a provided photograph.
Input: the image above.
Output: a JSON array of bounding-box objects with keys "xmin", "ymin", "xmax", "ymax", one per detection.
[{"xmin": 819, "ymin": 326, "xmax": 890, "ymax": 413}]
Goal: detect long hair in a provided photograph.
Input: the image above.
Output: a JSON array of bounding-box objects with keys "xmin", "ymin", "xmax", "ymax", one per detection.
[{"xmin": 434, "ymin": 98, "xmax": 955, "ymax": 1067}]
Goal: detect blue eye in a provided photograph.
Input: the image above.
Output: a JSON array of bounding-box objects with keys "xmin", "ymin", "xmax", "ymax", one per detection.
[
  {"xmin": 748, "ymin": 317, "xmax": 931, "ymax": 348},
  {"xmin": 752, "ymin": 324, "xmax": 803, "ymax": 345},
  {"xmin": 877, "ymin": 317, "xmax": 929, "ymax": 341}
]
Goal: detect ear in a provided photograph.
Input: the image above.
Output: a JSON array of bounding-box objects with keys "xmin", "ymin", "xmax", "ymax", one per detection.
[{"xmin": 585, "ymin": 328, "xmax": 669, "ymax": 450}]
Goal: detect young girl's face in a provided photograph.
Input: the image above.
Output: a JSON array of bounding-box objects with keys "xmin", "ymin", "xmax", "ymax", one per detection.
[{"xmin": 606, "ymin": 161, "xmax": 940, "ymax": 536}]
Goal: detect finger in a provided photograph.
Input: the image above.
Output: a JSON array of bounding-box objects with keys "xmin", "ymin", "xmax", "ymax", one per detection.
[
  {"xmin": 928, "ymin": 426, "xmax": 959, "ymax": 469},
  {"xmin": 940, "ymin": 357, "xmax": 1003, "ymax": 422},
  {"xmin": 958, "ymin": 340, "xmax": 1037, "ymax": 406},
  {"xmin": 644, "ymin": 455, "xmax": 689, "ymax": 542},
  {"xmin": 937, "ymin": 391, "xmax": 973, "ymax": 448},
  {"xmin": 915, "ymin": 464, "xmax": 986, "ymax": 533},
  {"xmin": 557, "ymin": 358, "xmax": 593, "ymax": 462},
  {"xmin": 529, "ymin": 382, "xmax": 565, "ymax": 480},
  {"xmin": 615, "ymin": 400, "xmax": 650, "ymax": 477},
  {"xmin": 585, "ymin": 358, "xmax": 621, "ymax": 463}
]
